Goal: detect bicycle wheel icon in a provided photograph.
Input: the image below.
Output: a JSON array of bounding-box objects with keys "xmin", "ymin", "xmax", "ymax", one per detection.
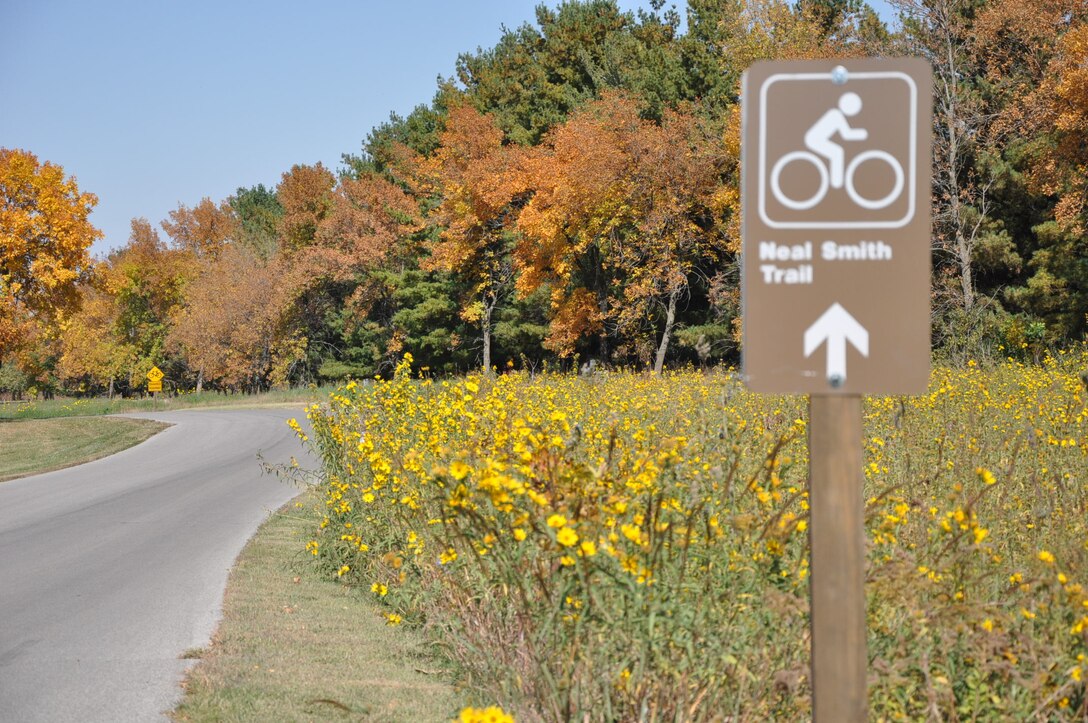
[{"xmin": 770, "ymin": 150, "xmax": 904, "ymax": 211}]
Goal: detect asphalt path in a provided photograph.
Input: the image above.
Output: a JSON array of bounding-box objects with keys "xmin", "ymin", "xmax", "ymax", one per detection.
[{"xmin": 0, "ymin": 407, "xmax": 311, "ymax": 722}]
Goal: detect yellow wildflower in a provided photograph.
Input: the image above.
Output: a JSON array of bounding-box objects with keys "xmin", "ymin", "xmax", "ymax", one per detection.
[
  {"xmin": 546, "ymin": 514, "xmax": 567, "ymax": 528},
  {"xmin": 556, "ymin": 527, "xmax": 579, "ymax": 547},
  {"xmin": 458, "ymin": 706, "xmax": 514, "ymax": 723}
]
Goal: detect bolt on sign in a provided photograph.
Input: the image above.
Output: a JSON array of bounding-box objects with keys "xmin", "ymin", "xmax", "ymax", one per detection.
[{"xmin": 741, "ymin": 58, "xmax": 932, "ymax": 394}]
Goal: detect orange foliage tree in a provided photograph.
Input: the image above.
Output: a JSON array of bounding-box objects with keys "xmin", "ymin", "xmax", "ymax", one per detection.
[
  {"xmin": 1019, "ymin": 21, "xmax": 1088, "ymax": 232},
  {"xmin": 53, "ymin": 217, "xmax": 196, "ymax": 396},
  {"xmin": 611, "ymin": 107, "xmax": 735, "ymax": 373},
  {"xmin": 291, "ymin": 171, "xmax": 421, "ymax": 368},
  {"xmin": 160, "ymin": 197, "xmax": 237, "ymax": 259},
  {"xmin": 515, "ymin": 94, "xmax": 639, "ymax": 359},
  {"xmin": 277, "ymin": 163, "xmax": 337, "ymax": 250},
  {"xmin": 312, "ymin": 172, "xmax": 421, "ymax": 277},
  {"xmin": 973, "ymin": 2, "xmax": 1088, "ymax": 337},
  {"xmin": 516, "ymin": 93, "xmax": 733, "ymax": 369},
  {"xmin": 416, "ymin": 103, "xmax": 529, "ymax": 373},
  {"xmin": 168, "ymin": 244, "xmax": 302, "ymax": 391}
]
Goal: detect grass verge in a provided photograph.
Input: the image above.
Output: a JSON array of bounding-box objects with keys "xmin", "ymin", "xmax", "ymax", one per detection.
[
  {"xmin": 172, "ymin": 495, "xmax": 462, "ymax": 723},
  {"xmin": 0, "ymin": 386, "xmax": 334, "ymax": 421},
  {"xmin": 0, "ymin": 416, "xmax": 169, "ymax": 482}
]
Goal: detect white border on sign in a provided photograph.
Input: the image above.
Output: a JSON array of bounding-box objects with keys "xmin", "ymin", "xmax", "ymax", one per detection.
[{"xmin": 757, "ymin": 71, "xmax": 918, "ymax": 230}]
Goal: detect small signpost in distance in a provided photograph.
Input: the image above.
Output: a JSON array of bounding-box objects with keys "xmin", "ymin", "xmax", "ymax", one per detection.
[{"xmin": 741, "ymin": 58, "xmax": 932, "ymax": 722}]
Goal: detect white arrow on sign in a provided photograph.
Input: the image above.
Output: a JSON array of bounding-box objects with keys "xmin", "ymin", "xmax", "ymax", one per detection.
[{"xmin": 804, "ymin": 302, "xmax": 869, "ymax": 383}]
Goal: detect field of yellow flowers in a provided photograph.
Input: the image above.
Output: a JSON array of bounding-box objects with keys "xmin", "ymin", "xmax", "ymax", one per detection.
[{"xmin": 289, "ymin": 349, "xmax": 1088, "ymax": 720}]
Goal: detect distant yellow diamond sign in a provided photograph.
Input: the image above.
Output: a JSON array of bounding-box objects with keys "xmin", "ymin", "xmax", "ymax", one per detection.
[{"xmin": 147, "ymin": 366, "xmax": 164, "ymax": 382}]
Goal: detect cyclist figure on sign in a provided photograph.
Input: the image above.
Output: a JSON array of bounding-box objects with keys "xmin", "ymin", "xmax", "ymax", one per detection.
[{"xmin": 803, "ymin": 92, "xmax": 867, "ymax": 190}]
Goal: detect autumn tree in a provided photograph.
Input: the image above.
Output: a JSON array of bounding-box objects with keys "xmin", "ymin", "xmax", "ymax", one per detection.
[
  {"xmin": 515, "ymin": 93, "xmax": 734, "ymax": 369},
  {"xmin": 975, "ymin": 2, "xmax": 1088, "ymax": 339},
  {"xmin": 277, "ymin": 163, "xmax": 336, "ymax": 250},
  {"xmin": 613, "ymin": 106, "xmax": 734, "ymax": 373},
  {"xmin": 313, "ymin": 174, "xmax": 421, "ymax": 270},
  {"xmin": 417, "ymin": 103, "xmax": 531, "ymax": 373},
  {"xmin": 56, "ymin": 288, "xmax": 131, "ymax": 397},
  {"xmin": 0, "ymin": 148, "xmax": 100, "ymax": 364},
  {"xmin": 515, "ymin": 94, "xmax": 639, "ymax": 359},
  {"xmin": 55, "ymin": 217, "xmax": 195, "ymax": 396},
  {"xmin": 168, "ymin": 244, "xmax": 303, "ymax": 391},
  {"xmin": 102, "ymin": 218, "xmax": 196, "ymax": 388},
  {"xmin": 160, "ymin": 197, "xmax": 236, "ymax": 259},
  {"xmin": 1028, "ymin": 22, "xmax": 1088, "ymax": 234},
  {"xmin": 893, "ymin": 0, "xmax": 1010, "ymax": 355},
  {"xmin": 274, "ymin": 169, "xmax": 422, "ymax": 381}
]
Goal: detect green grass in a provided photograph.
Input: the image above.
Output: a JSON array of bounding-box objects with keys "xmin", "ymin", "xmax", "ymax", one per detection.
[
  {"xmin": 0, "ymin": 416, "xmax": 169, "ymax": 482},
  {"xmin": 172, "ymin": 495, "xmax": 462, "ymax": 723},
  {"xmin": 0, "ymin": 386, "xmax": 335, "ymax": 421}
]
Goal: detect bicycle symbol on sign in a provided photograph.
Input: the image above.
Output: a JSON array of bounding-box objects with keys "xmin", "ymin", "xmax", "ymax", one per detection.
[{"xmin": 769, "ymin": 91, "xmax": 905, "ymax": 212}]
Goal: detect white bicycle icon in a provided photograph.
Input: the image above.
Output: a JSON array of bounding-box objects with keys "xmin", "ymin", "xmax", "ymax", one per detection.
[
  {"xmin": 770, "ymin": 148, "xmax": 904, "ymax": 211},
  {"xmin": 769, "ymin": 91, "xmax": 904, "ymax": 212}
]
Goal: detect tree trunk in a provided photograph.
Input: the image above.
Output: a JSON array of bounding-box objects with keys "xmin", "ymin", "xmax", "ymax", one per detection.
[
  {"xmin": 654, "ymin": 289, "xmax": 680, "ymax": 375},
  {"xmin": 957, "ymin": 227, "xmax": 975, "ymax": 310},
  {"xmin": 196, "ymin": 366, "xmax": 204, "ymax": 394},
  {"xmin": 941, "ymin": 31, "xmax": 976, "ymax": 312},
  {"xmin": 597, "ymin": 289, "xmax": 610, "ymax": 363},
  {"xmin": 482, "ymin": 299, "xmax": 494, "ymax": 376},
  {"xmin": 108, "ymin": 377, "xmax": 114, "ymax": 400},
  {"xmin": 925, "ymin": 0, "xmax": 981, "ymax": 313}
]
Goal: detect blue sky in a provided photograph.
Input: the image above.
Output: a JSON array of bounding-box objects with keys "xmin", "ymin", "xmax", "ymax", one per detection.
[{"xmin": 1, "ymin": 0, "xmax": 898, "ymax": 258}]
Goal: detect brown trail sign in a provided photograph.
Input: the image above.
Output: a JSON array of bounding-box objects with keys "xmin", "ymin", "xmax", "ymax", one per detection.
[
  {"xmin": 742, "ymin": 57, "xmax": 932, "ymax": 395},
  {"xmin": 741, "ymin": 58, "xmax": 932, "ymax": 722}
]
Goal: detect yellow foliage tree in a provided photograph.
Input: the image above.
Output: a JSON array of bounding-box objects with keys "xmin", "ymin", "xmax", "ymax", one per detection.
[
  {"xmin": 0, "ymin": 148, "xmax": 101, "ymax": 363},
  {"xmin": 56, "ymin": 289, "xmax": 132, "ymax": 397}
]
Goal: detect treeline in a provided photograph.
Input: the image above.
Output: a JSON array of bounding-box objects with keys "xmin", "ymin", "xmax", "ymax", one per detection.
[{"xmin": 2, "ymin": 0, "xmax": 1086, "ymax": 397}]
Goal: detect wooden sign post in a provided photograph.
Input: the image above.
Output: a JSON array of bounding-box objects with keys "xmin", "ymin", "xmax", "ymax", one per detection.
[
  {"xmin": 741, "ymin": 58, "xmax": 932, "ymax": 720},
  {"xmin": 808, "ymin": 395, "xmax": 866, "ymax": 720}
]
